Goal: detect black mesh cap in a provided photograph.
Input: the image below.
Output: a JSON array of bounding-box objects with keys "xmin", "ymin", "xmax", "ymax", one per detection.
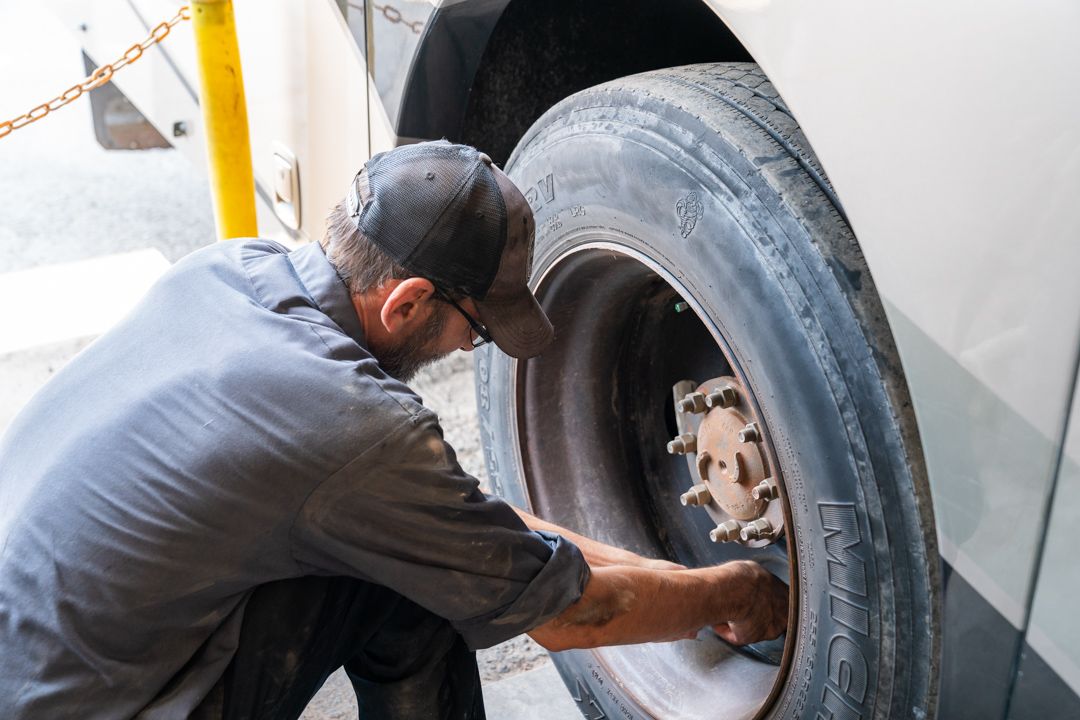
[
  {"xmin": 346, "ymin": 141, "xmax": 555, "ymax": 358},
  {"xmin": 354, "ymin": 141, "xmax": 505, "ymax": 298}
]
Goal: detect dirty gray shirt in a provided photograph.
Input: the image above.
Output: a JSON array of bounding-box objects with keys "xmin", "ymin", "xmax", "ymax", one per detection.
[{"xmin": 0, "ymin": 240, "xmax": 589, "ymax": 719}]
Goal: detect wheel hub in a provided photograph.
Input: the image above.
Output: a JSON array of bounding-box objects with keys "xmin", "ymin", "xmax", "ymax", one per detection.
[{"xmin": 668, "ymin": 376, "xmax": 784, "ymax": 546}]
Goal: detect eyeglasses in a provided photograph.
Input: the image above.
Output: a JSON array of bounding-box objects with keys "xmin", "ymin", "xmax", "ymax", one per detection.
[{"xmin": 433, "ymin": 289, "xmax": 493, "ymax": 348}]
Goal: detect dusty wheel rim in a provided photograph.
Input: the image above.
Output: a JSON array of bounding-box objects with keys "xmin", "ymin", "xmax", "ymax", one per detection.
[{"xmin": 511, "ymin": 235, "xmax": 799, "ymax": 719}]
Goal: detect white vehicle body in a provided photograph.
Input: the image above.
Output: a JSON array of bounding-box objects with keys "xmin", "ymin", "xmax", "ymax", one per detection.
[{"xmin": 716, "ymin": 0, "xmax": 1080, "ymax": 697}]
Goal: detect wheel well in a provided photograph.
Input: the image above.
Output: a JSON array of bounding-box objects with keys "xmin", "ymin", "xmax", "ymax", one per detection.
[{"xmin": 459, "ymin": 0, "xmax": 750, "ymax": 164}]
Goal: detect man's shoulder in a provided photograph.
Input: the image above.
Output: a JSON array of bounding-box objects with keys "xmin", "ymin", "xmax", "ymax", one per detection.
[
  {"xmin": 329, "ymin": 362, "xmax": 440, "ymax": 447},
  {"xmin": 141, "ymin": 238, "xmax": 282, "ymax": 311},
  {"xmin": 182, "ymin": 237, "xmax": 290, "ymax": 263},
  {"xmin": 111, "ymin": 237, "xmax": 437, "ymax": 467}
]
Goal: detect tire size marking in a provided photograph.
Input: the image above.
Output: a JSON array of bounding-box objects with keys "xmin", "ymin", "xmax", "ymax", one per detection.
[
  {"xmin": 793, "ymin": 609, "xmax": 819, "ymax": 717},
  {"xmin": 545, "ymin": 212, "xmax": 563, "ymax": 236},
  {"xmin": 475, "ymin": 351, "xmax": 503, "ymax": 497},
  {"xmin": 574, "ymin": 670, "xmax": 608, "ymax": 719},
  {"xmin": 816, "ymin": 502, "xmax": 871, "ymax": 719},
  {"xmin": 582, "ymin": 664, "xmax": 636, "ymax": 720}
]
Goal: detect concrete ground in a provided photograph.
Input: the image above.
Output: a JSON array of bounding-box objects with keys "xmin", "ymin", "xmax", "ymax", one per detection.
[{"xmin": 0, "ymin": 3, "xmax": 578, "ymax": 717}]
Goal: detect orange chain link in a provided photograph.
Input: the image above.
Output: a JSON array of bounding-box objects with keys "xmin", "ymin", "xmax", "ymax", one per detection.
[{"xmin": 0, "ymin": 6, "xmax": 191, "ymax": 141}]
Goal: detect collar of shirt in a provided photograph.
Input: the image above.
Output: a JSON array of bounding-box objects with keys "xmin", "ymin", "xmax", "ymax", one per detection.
[{"xmin": 288, "ymin": 242, "xmax": 367, "ymax": 348}]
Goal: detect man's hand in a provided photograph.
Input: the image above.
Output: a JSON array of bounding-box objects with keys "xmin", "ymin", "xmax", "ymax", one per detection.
[{"xmin": 710, "ymin": 560, "xmax": 788, "ymax": 645}]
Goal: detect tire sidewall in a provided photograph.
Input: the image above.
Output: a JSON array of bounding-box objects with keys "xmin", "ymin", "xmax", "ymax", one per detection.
[{"xmin": 478, "ymin": 87, "xmax": 898, "ymax": 720}]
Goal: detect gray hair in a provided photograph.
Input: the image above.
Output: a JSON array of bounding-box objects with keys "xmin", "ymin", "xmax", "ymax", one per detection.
[{"xmin": 320, "ymin": 196, "xmax": 411, "ymax": 296}]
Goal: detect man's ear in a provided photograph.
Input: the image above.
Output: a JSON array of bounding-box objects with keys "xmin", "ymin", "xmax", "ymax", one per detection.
[{"xmin": 380, "ymin": 277, "xmax": 437, "ymax": 334}]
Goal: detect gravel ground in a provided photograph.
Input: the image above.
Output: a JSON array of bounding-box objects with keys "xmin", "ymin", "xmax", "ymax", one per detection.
[{"xmin": 0, "ymin": 6, "xmax": 555, "ymax": 716}]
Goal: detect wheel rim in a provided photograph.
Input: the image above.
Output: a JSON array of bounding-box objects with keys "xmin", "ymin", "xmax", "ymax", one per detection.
[{"xmin": 513, "ymin": 236, "xmax": 799, "ymax": 719}]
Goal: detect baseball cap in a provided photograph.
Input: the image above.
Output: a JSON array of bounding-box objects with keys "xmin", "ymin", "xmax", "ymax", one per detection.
[{"xmin": 346, "ymin": 141, "xmax": 554, "ymax": 359}]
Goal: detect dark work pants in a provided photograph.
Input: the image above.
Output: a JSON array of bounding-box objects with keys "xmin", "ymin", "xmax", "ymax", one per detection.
[{"xmin": 193, "ymin": 576, "xmax": 486, "ymax": 720}]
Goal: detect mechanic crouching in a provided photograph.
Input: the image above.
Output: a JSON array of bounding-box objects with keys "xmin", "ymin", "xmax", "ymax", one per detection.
[{"xmin": 0, "ymin": 141, "xmax": 787, "ymax": 719}]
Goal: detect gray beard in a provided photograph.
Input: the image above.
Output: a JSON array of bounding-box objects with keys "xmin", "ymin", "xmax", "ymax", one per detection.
[{"xmin": 373, "ymin": 305, "xmax": 450, "ymax": 382}]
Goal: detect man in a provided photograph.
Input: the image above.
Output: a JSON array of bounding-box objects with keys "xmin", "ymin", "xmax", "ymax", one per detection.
[{"xmin": 0, "ymin": 141, "xmax": 787, "ymax": 719}]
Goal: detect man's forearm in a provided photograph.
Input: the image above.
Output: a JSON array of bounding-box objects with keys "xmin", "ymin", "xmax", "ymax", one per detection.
[
  {"xmin": 529, "ymin": 563, "xmax": 754, "ymax": 651},
  {"xmin": 513, "ymin": 507, "xmax": 676, "ymax": 569},
  {"xmin": 515, "ymin": 508, "xmax": 789, "ymax": 649}
]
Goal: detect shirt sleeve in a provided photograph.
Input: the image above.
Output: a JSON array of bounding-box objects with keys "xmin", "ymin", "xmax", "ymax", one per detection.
[{"xmin": 289, "ymin": 408, "xmax": 591, "ymax": 650}]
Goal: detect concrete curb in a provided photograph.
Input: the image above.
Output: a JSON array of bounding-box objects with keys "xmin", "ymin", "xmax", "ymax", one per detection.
[{"xmin": 482, "ymin": 662, "xmax": 581, "ymax": 719}]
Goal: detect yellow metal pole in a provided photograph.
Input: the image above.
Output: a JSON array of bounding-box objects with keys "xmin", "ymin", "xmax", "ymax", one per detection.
[{"xmin": 191, "ymin": 0, "xmax": 257, "ymax": 241}]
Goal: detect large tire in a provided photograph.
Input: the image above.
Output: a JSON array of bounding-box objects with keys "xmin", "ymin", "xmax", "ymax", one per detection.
[{"xmin": 476, "ymin": 63, "xmax": 939, "ymax": 719}]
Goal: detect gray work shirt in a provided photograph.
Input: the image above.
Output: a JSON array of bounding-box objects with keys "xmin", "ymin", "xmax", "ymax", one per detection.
[{"xmin": 0, "ymin": 240, "xmax": 589, "ymax": 719}]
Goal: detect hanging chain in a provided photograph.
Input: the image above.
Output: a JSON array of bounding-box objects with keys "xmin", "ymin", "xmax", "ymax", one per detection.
[
  {"xmin": 372, "ymin": 4, "xmax": 424, "ymax": 34},
  {"xmin": 0, "ymin": 6, "xmax": 191, "ymax": 141}
]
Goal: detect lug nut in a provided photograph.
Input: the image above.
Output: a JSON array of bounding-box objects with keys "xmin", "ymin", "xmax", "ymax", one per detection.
[
  {"xmin": 677, "ymin": 392, "xmax": 707, "ymax": 414},
  {"xmin": 739, "ymin": 518, "xmax": 773, "ymax": 542},
  {"xmin": 704, "ymin": 386, "xmax": 737, "ymax": 409},
  {"xmin": 667, "ymin": 433, "xmax": 697, "ymax": 455},
  {"xmin": 751, "ymin": 479, "xmax": 779, "ymax": 501},
  {"xmin": 680, "ymin": 483, "xmax": 711, "ymax": 506},
  {"xmin": 738, "ymin": 423, "xmax": 760, "ymax": 443},
  {"xmin": 710, "ymin": 519, "xmax": 742, "ymax": 543}
]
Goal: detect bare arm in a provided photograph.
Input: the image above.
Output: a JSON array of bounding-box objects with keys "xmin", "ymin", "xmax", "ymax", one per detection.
[
  {"xmin": 512, "ymin": 507, "xmax": 682, "ymax": 570},
  {"xmin": 528, "ymin": 560, "xmax": 787, "ymax": 652},
  {"xmin": 512, "ymin": 506, "xmax": 788, "ymax": 650}
]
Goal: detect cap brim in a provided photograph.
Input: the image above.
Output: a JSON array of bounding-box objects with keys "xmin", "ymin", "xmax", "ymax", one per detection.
[{"xmin": 475, "ymin": 288, "xmax": 554, "ymax": 359}]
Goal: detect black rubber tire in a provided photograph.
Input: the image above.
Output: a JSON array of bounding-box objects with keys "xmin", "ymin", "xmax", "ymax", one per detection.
[{"xmin": 476, "ymin": 63, "xmax": 939, "ymax": 719}]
